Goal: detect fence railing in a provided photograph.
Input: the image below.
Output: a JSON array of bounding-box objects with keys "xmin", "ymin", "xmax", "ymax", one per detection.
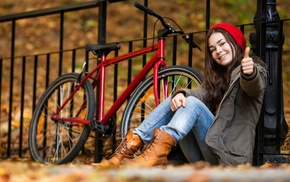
[{"xmin": 0, "ymin": 0, "xmax": 289, "ymax": 165}]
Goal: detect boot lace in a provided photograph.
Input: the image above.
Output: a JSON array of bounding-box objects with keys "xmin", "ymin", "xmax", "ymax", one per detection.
[
  {"xmin": 140, "ymin": 136, "xmax": 157, "ymax": 157},
  {"xmin": 110, "ymin": 138, "xmax": 128, "ymax": 159}
]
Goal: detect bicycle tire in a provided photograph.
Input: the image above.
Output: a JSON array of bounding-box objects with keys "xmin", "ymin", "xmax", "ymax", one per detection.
[
  {"xmin": 120, "ymin": 65, "xmax": 203, "ymax": 137},
  {"xmin": 28, "ymin": 73, "xmax": 95, "ymax": 164}
]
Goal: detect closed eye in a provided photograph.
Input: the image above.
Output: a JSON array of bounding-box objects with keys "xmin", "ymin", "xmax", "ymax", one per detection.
[
  {"xmin": 219, "ymin": 41, "xmax": 226, "ymax": 46},
  {"xmin": 210, "ymin": 48, "xmax": 216, "ymax": 53}
]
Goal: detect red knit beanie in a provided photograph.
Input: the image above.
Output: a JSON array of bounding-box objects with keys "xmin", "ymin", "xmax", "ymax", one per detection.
[{"xmin": 208, "ymin": 23, "xmax": 246, "ymax": 51}]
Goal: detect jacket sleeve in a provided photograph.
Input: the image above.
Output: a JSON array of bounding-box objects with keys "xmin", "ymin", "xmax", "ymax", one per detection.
[{"xmin": 240, "ymin": 56, "xmax": 268, "ymax": 98}]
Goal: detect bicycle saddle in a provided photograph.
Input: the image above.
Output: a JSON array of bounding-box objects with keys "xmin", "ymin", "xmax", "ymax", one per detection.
[{"xmin": 86, "ymin": 43, "xmax": 120, "ymax": 56}]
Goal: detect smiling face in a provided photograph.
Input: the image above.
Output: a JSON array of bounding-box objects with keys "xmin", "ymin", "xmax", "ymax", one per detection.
[{"xmin": 208, "ymin": 32, "xmax": 235, "ymax": 68}]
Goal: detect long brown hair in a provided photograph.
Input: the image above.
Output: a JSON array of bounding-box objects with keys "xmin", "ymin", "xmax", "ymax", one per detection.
[{"xmin": 203, "ymin": 28, "xmax": 244, "ymax": 113}]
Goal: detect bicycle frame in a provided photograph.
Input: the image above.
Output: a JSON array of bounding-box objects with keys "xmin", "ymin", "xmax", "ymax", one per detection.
[{"xmin": 52, "ymin": 38, "xmax": 169, "ymax": 126}]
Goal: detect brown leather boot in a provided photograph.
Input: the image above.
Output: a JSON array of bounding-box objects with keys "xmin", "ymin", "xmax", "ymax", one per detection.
[
  {"xmin": 123, "ymin": 128, "xmax": 176, "ymax": 167},
  {"xmin": 100, "ymin": 129, "xmax": 143, "ymax": 167}
]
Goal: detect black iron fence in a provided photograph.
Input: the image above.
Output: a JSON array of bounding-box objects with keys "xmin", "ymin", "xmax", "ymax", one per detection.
[{"xmin": 0, "ymin": 0, "xmax": 289, "ymax": 165}]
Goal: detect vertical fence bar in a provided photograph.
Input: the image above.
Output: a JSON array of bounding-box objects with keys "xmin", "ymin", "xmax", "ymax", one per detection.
[
  {"xmin": 239, "ymin": 25, "xmax": 245, "ymax": 34},
  {"xmin": 32, "ymin": 55, "xmax": 38, "ymax": 113},
  {"xmin": 142, "ymin": 0, "xmax": 148, "ymax": 67},
  {"xmin": 206, "ymin": 0, "xmax": 210, "ymax": 30},
  {"xmin": 98, "ymin": 2, "xmax": 107, "ymax": 44},
  {"xmin": 141, "ymin": 0, "xmax": 148, "ymax": 125},
  {"xmin": 257, "ymin": 0, "xmax": 266, "ymax": 165},
  {"xmin": 85, "ymin": 50, "xmax": 89, "ymax": 71},
  {"xmin": 128, "ymin": 41, "xmax": 133, "ymax": 85},
  {"xmin": 71, "ymin": 49, "xmax": 76, "ymax": 73},
  {"xmin": 112, "ymin": 49, "xmax": 119, "ymax": 150},
  {"xmin": 19, "ymin": 56, "xmax": 26, "ymax": 157},
  {"xmin": 94, "ymin": 0, "xmax": 107, "ymax": 163},
  {"xmin": 187, "ymin": 34, "xmax": 193, "ymax": 68},
  {"xmin": 276, "ymin": 20, "xmax": 284, "ymax": 151},
  {"xmin": 7, "ymin": 20, "xmax": 16, "ymax": 157},
  {"xmin": 172, "ymin": 36, "xmax": 177, "ymax": 65},
  {"xmin": 205, "ymin": 0, "xmax": 210, "ymax": 65},
  {"xmin": 59, "ymin": 12, "xmax": 64, "ymax": 76},
  {"xmin": 46, "ymin": 54, "xmax": 51, "ymax": 88}
]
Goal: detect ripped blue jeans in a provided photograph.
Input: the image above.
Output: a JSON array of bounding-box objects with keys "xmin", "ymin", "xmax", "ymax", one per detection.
[{"xmin": 134, "ymin": 96, "xmax": 218, "ymax": 164}]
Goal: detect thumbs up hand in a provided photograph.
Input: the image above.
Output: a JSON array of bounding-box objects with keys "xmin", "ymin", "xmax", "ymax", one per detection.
[{"xmin": 241, "ymin": 47, "xmax": 254, "ymax": 75}]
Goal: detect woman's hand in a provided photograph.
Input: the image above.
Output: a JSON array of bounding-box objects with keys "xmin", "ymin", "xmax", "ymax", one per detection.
[
  {"xmin": 241, "ymin": 47, "xmax": 255, "ymax": 75},
  {"xmin": 170, "ymin": 93, "xmax": 186, "ymax": 111}
]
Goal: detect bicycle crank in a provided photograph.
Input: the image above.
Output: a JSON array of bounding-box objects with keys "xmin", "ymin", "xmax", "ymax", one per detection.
[{"xmin": 90, "ymin": 117, "xmax": 116, "ymax": 139}]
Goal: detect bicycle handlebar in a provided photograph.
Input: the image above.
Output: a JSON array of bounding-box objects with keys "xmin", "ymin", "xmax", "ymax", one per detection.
[
  {"xmin": 134, "ymin": 2, "xmax": 170, "ymax": 30},
  {"xmin": 134, "ymin": 2, "xmax": 201, "ymax": 51}
]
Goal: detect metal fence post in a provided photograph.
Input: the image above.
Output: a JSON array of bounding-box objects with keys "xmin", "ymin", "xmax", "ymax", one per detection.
[
  {"xmin": 250, "ymin": 0, "xmax": 288, "ymax": 165},
  {"xmin": 94, "ymin": 0, "xmax": 107, "ymax": 163}
]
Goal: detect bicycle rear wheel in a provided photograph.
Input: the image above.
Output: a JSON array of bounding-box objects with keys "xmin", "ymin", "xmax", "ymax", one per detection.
[
  {"xmin": 28, "ymin": 73, "xmax": 95, "ymax": 164},
  {"xmin": 120, "ymin": 65, "xmax": 203, "ymax": 137}
]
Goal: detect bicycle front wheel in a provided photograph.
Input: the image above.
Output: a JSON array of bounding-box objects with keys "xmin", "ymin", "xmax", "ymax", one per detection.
[
  {"xmin": 120, "ymin": 65, "xmax": 203, "ymax": 137},
  {"xmin": 28, "ymin": 73, "xmax": 95, "ymax": 164}
]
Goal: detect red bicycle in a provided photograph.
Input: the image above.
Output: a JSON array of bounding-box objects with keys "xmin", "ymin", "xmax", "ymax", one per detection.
[{"xmin": 28, "ymin": 2, "xmax": 203, "ymax": 164}]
